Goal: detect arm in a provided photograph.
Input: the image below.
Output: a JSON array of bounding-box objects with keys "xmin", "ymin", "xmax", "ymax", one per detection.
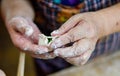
[
  {"xmin": 96, "ymin": 3, "xmax": 120, "ymax": 36},
  {"xmin": 1, "ymin": 0, "xmax": 35, "ymax": 23},
  {"xmin": 50, "ymin": 3, "xmax": 120, "ymax": 65}
]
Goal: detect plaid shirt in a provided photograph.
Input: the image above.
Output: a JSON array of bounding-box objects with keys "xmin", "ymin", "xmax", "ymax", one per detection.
[
  {"xmin": 31, "ymin": 0, "xmax": 120, "ymax": 75},
  {"xmin": 33, "ymin": 0, "xmax": 120, "ymax": 29}
]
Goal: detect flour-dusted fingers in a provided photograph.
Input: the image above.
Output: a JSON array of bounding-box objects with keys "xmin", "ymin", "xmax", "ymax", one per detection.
[
  {"xmin": 8, "ymin": 16, "xmax": 41, "ymax": 43},
  {"xmin": 51, "ymin": 20, "xmax": 98, "ymax": 49},
  {"xmin": 31, "ymin": 52, "xmax": 56, "ymax": 59},
  {"xmin": 65, "ymin": 49, "xmax": 93, "ymax": 65},
  {"xmin": 51, "ymin": 14, "xmax": 85, "ymax": 36},
  {"xmin": 27, "ymin": 18, "xmax": 41, "ymax": 43},
  {"xmin": 54, "ymin": 39, "xmax": 96, "ymax": 58},
  {"xmin": 8, "ymin": 16, "xmax": 34, "ymax": 37},
  {"xmin": 9, "ymin": 29, "xmax": 49, "ymax": 54}
]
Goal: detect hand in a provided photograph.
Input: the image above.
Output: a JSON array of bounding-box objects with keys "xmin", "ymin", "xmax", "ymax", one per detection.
[
  {"xmin": 6, "ymin": 16, "xmax": 52, "ymax": 58},
  {"xmin": 51, "ymin": 12, "xmax": 105, "ymax": 65}
]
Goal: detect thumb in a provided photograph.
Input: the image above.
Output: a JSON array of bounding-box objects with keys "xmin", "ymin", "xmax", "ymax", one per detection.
[
  {"xmin": 51, "ymin": 14, "xmax": 83, "ymax": 36},
  {"xmin": 8, "ymin": 16, "xmax": 34, "ymax": 37}
]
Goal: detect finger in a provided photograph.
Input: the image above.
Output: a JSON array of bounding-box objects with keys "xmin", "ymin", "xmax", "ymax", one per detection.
[
  {"xmin": 31, "ymin": 52, "xmax": 56, "ymax": 59},
  {"xmin": 65, "ymin": 50, "xmax": 93, "ymax": 66},
  {"xmin": 8, "ymin": 17, "xmax": 34, "ymax": 37},
  {"xmin": 23, "ymin": 44, "xmax": 49, "ymax": 55},
  {"xmin": 54, "ymin": 39, "xmax": 96, "ymax": 58},
  {"xmin": 11, "ymin": 32, "xmax": 49, "ymax": 54},
  {"xmin": 18, "ymin": 40, "xmax": 49, "ymax": 55},
  {"xmin": 51, "ymin": 21, "xmax": 91, "ymax": 49},
  {"xmin": 27, "ymin": 19, "xmax": 41, "ymax": 43},
  {"xmin": 9, "ymin": 17, "xmax": 41, "ymax": 43},
  {"xmin": 51, "ymin": 14, "xmax": 83, "ymax": 36},
  {"xmin": 53, "ymin": 39, "xmax": 90, "ymax": 57}
]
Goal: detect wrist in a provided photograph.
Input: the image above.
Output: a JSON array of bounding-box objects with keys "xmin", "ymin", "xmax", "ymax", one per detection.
[
  {"xmin": 89, "ymin": 12, "xmax": 107, "ymax": 39},
  {"xmin": 92, "ymin": 11, "xmax": 119, "ymax": 39},
  {"xmin": 95, "ymin": 4, "xmax": 120, "ymax": 37}
]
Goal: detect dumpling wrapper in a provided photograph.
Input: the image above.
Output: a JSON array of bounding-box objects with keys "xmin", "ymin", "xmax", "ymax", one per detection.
[
  {"xmin": 38, "ymin": 34, "xmax": 57, "ymax": 59},
  {"xmin": 38, "ymin": 34, "xmax": 57, "ymax": 46}
]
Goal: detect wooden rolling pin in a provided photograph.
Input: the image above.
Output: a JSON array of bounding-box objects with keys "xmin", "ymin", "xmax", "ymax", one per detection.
[
  {"xmin": 16, "ymin": 34, "xmax": 55, "ymax": 76},
  {"xmin": 17, "ymin": 52, "xmax": 25, "ymax": 76}
]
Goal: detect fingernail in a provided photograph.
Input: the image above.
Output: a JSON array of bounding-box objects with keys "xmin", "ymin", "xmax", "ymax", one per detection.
[{"xmin": 51, "ymin": 30, "xmax": 59, "ymax": 35}]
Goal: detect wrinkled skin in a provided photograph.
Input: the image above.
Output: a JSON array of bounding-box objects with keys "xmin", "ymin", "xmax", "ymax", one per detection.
[{"xmin": 51, "ymin": 12, "xmax": 104, "ymax": 65}]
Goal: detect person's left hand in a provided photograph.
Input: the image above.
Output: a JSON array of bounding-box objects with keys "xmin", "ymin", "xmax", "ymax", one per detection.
[
  {"xmin": 50, "ymin": 12, "xmax": 105, "ymax": 65},
  {"xmin": 6, "ymin": 16, "xmax": 55, "ymax": 59}
]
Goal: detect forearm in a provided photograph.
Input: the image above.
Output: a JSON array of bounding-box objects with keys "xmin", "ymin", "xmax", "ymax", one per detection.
[
  {"xmin": 1, "ymin": 0, "xmax": 35, "ymax": 24},
  {"xmin": 96, "ymin": 3, "xmax": 120, "ymax": 37}
]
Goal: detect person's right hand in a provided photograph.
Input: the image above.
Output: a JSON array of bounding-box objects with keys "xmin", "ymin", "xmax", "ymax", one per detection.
[{"xmin": 6, "ymin": 16, "xmax": 50, "ymax": 58}]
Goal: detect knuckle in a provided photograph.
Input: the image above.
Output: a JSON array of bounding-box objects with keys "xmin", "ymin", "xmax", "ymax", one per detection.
[
  {"xmin": 73, "ymin": 51, "xmax": 78, "ymax": 56},
  {"xmin": 69, "ymin": 33, "xmax": 75, "ymax": 42},
  {"xmin": 73, "ymin": 47, "xmax": 79, "ymax": 56},
  {"xmin": 60, "ymin": 25, "xmax": 66, "ymax": 30},
  {"xmin": 88, "ymin": 28, "xmax": 96, "ymax": 38},
  {"xmin": 65, "ymin": 34, "xmax": 75, "ymax": 43},
  {"xmin": 65, "ymin": 35, "xmax": 72, "ymax": 43},
  {"xmin": 82, "ymin": 22, "xmax": 96, "ymax": 38}
]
